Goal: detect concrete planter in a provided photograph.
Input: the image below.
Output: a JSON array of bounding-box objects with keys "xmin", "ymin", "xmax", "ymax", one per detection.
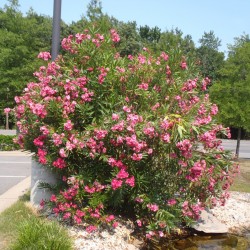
[{"xmin": 30, "ymin": 160, "xmax": 58, "ymax": 206}]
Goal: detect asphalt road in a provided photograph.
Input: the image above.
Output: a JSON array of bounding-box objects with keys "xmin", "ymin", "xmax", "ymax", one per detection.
[
  {"xmin": 221, "ymin": 139, "xmax": 250, "ymax": 158},
  {"xmin": 0, "ymin": 153, "xmax": 31, "ymax": 195}
]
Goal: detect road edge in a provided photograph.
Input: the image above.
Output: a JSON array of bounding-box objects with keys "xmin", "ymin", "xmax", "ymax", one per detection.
[{"xmin": 0, "ymin": 176, "xmax": 31, "ymax": 214}]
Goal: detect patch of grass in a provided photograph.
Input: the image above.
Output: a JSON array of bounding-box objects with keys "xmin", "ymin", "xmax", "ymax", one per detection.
[
  {"xmin": 0, "ymin": 201, "xmax": 35, "ymax": 249},
  {"xmin": 230, "ymin": 159, "xmax": 250, "ymax": 193},
  {"xmin": 11, "ymin": 217, "xmax": 73, "ymax": 250},
  {"xmin": 0, "ymin": 193, "xmax": 73, "ymax": 250}
]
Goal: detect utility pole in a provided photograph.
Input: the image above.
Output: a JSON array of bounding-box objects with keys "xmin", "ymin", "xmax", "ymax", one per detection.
[{"xmin": 51, "ymin": 0, "xmax": 62, "ymax": 61}]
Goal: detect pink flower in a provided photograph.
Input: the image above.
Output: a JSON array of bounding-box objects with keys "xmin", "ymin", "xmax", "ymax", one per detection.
[
  {"xmin": 94, "ymin": 129, "xmax": 108, "ymax": 140},
  {"xmin": 52, "ymin": 133, "xmax": 64, "ymax": 146},
  {"xmin": 136, "ymin": 219, "xmax": 142, "ymax": 227},
  {"xmin": 33, "ymin": 135, "xmax": 45, "ymax": 147},
  {"xmin": 4, "ymin": 108, "xmax": 11, "ymax": 114},
  {"xmin": 50, "ymin": 194, "xmax": 57, "ymax": 202},
  {"xmin": 40, "ymin": 126, "xmax": 49, "ymax": 135},
  {"xmin": 161, "ymin": 133, "xmax": 170, "ymax": 143},
  {"xmin": 59, "ymin": 148, "xmax": 67, "ymax": 158},
  {"xmin": 84, "ymin": 185, "xmax": 95, "ymax": 193},
  {"xmin": 143, "ymin": 126, "xmax": 155, "ymax": 138},
  {"xmin": 138, "ymin": 54, "xmax": 146, "ymax": 64},
  {"xmin": 151, "ymin": 102, "xmax": 160, "ymax": 111},
  {"xmin": 180, "ymin": 61, "xmax": 187, "ymax": 70},
  {"xmin": 40, "ymin": 199, "xmax": 45, "ymax": 209},
  {"xmin": 182, "ymin": 79, "xmax": 197, "ymax": 91},
  {"xmin": 108, "ymin": 157, "xmax": 117, "ymax": 167},
  {"xmin": 66, "ymin": 141, "xmax": 76, "ymax": 151},
  {"xmin": 176, "ymin": 139, "xmax": 192, "ymax": 158},
  {"xmin": 160, "ymin": 52, "xmax": 169, "ymax": 61},
  {"xmin": 138, "ymin": 83, "xmax": 148, "ymax": 90},
  {"xmin": 64, "ymin": 120, "xmax": 73, "ymax": 131},
  {"xmin": 131, "ymin": 153, "xmax": 143, "ymax": 161},
  {"xmin": 112, "ymin": 113, "xmax": 120, "ymax": 120},
  {"xmin": 38, "ymin": 148, "xmax": 47, "ymax": 164},
  {"xmin": 128, "ymin": 55, "xmax": 133, "ymax": 60},
  {"xmin": 112, "ymin": 221, "xmax": 119, "ymax": 228},
  {"xmin": 210, "ymin": 104, "xmax": 218, "ymax": 115},
  {"xmin": 111, "ymin": 121, "xmax": 124, "ymax": 132},
  {"xmin": 148, "ymin": 148, "xmax": 153, "ymax": 154},
  {"xmin": 167, "ymin": 199, "xmax": 177, "ymax": 206},
  {"xmin": 63, "ymin": 212, "xmax": 71, "ymax": 220},
  {"xmin": 111, "ymin": 179, "xmax": 123, "ymax": 190},
  {"xmin": 116, "ymin": 169, "xmax": 129, "ymax": 179},
  {"xmin": 159, "ymin": 231, "xmax": 164, "ymax": 237},
  {"xmin": 106, "ymin": 215, "xmax": 115, "ymax": 222},
  {"xmin": 37, "ymin": 51, "xmax": 51, "ymax": 61},
  {"xmin": 123, "ymin": 106, "xmax": 131, "ymax": 113},
  {"xmin": 135, "ymin": 197, "xmax": 144, "ymax": 203},
  {"xmin": 86, "ymin": 225, "xmax": 97, "ymax": 233},
  {"xmin": 147, "ymin": 203, "xmax": 159, "ymax": 212},
  {"xmin": 74, "ymin": 216, "xmax": 82, "ymax": 224},
  {"xmin": 52, "ymin": 158, "xmax": 66, "ymax": 169},
  {"xmin": 110, "ymin": 29, "xmax": 120, "ymax": 43},
  {"xmin": 31, "ymin": 103, "xmax": 47, "ymax": 118},
  {"xmin": 125, "ymin": 176, "xmax": 135, "ymax": 187},
  {"xmin": 76, "ymin": 209, "xmax": 85, "ymax": 217}
]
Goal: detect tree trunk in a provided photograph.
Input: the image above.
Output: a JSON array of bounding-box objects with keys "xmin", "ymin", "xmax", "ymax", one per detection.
[{"xmin": 235, "ymin": 127, "xmax": 241, "ymax": 158}]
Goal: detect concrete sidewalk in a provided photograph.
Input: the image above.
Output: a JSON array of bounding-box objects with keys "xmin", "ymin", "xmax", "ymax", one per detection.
[{"xmin": 0, "ymin": 176, "xmax": 31, "ymax": 213}]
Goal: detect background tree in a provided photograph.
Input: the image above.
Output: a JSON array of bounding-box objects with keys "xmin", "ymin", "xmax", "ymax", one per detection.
[
  {"xmin": 0, "ymin": 0, "xmax": 71, "ymax": 127},
  {"xmin": 139, "ymin": 25, "xmax": 161, "ymax": 52},
  {"xmin": 196, "ymin": 31, "xmax": 225, "ymax": 81},
  {"xmin": 156, "ymin": 28, "xmax": 196, "ymax": 60},
  {"xmin": 115, "ymin": 21, "xmax": 142, "ymax": 56},
  {"xmin": 210, "ymin": 36, "xmax": 250, "ymax": 156},
  {"xmin": 0, "ymin": 1, "xmax": 53, "ymax": 127}
]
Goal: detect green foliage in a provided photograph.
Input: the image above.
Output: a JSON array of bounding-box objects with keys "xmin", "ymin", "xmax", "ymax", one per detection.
[
  {"xmin": 210, "ymin": 39, "xmax": 250, "ymax": 131},
  {"xmin": 196, "ymin": 31, "xmax": 225, "ymax": 81},
  {"xmin": 12, "ymin": 217, "xmax": 73, "ymax": 250},
  {"xmin": 0, "ymin": 2, "xmax": 53, "ymax": 126},
  {"xmin": 116, "ymin": 21, "xmax": 142, "ymax": 56},
  {"xmin": 0, "ymin": 135, "xmax": 19, "ymax": 151},
  {"xmin": 0, "ymin": 195, "xmax": 72, "ymax": 250},
  {"xmin": 139, "ymin": 25, "xmax": 161, "ymax": 43},
  {"xmin": 156, "ymin": 28, "xmax": 196, "ymax": 58},
  {"xmin": 199, "ymin": 31, "xmax": 221, "ymax": 51}
]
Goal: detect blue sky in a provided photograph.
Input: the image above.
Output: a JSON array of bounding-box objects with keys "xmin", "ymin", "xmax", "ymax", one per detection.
[{"xmin": 1, "ymin": 0, "xmax": 250, "ymax": 53}]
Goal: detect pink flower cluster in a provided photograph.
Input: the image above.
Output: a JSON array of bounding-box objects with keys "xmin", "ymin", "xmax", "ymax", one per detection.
[
  {"xmin": 37, "ymin": 51, "xmax": 51, "ymax": 61},
  {"xmin": 176, "ymin": 139, "xmax": 192, "ymax": 158}
]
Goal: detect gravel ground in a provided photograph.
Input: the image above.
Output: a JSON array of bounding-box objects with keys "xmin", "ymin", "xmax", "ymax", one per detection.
[
  {"xmin": 68, "ymin": 222, "xmax": 141, "ymax": 250},
  {"xmin": 211, "ymin": 191, "xmax": 250, "ymax": 235},
  {"xmin": 67, "ymin": 191, "xmax": 250, "ymax": 250}
]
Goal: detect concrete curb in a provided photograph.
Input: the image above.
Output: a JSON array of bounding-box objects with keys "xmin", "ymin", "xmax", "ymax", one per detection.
[
  {"xmin": 0, "ymin": 176, "xmax": 31, "ymax": 214},
  {"xmin": 0, "ymin": 150, "xmax": 33, "ymax": 156}
]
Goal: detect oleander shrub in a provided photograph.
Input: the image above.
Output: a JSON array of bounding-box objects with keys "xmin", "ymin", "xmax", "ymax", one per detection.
[{"xmin": 12, "ymin": 25, "xmax": 238, "ymax": 238}]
